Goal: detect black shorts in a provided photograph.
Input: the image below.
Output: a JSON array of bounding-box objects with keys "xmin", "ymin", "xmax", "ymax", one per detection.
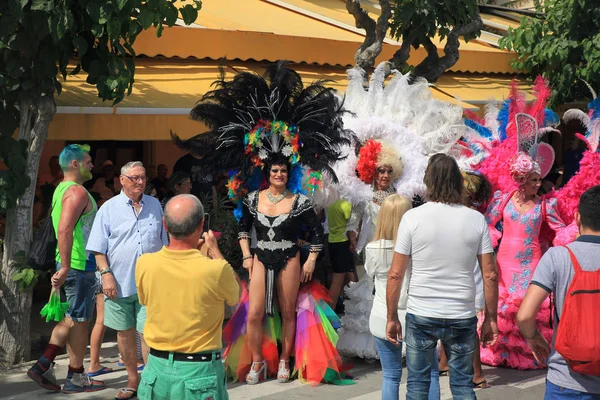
[{"xmin": 328, "ymin": 240, "xmax": 355, "ymax": 274}]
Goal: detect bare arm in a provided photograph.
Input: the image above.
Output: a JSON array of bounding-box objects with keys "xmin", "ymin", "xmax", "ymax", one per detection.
[
  {"xmin": 478, "ymin": 253, "xmax": 498, "ymax": 322},
  {"xmin": 386, "ymin": 252, "xmax": 409, "ymax": 321},
  {"xmin": 94, "ymin": 253, "xmax": 110, "ymax": 271},
  {"xmin": 517, "ymin": 284, "xmax": 550, "ymax": 339},
  {"xmin": 57, "ymin": 186, "xmax": 88, "ymax": 271},
  {"xmin": 95, "ymin": 252, "xmax": 118, "ymax": 299},
  {"xmin": 517, "ymin": 284, "xmax": 551, "ymax": 364},
  {"xmin": 385, "ymin": 252, "xmax": 409, "ymax": 345}
]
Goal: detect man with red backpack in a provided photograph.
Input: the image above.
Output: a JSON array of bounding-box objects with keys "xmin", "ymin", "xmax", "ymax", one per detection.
[{"xmin": 517, "ymin": 185, "xmax": 600, "ymax": 399}]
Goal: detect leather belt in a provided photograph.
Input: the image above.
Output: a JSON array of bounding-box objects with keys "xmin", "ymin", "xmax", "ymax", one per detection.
[{"xmin": 150, "ymin": 348, "xmax": 221, "ymax": 362}]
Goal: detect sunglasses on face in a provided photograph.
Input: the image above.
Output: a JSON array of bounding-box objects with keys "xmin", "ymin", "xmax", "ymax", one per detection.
[
  {"xmin": 377, "ymin": 168, "xmax": 393, "ymax": 175},
  {"xmin": 271, "ymin": 168, "xmax": 288, "ymax": 174}
]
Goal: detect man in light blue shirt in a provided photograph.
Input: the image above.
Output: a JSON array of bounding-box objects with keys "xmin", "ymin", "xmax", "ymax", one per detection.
[{"xmin": 87, "ymin": 161, "xmax": 167, "ymax": 400}]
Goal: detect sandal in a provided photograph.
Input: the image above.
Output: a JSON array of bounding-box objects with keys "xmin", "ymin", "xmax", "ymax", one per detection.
[
  {"xmin": 115, "ymin": 387, "xmax": 137, "ymax": 399},
  {"xmin": 87, "ymin": 366, "xmax": 114, "ymax": 377},
  {"xmin": 246, "ymin": 360, "xmax": 267, "ymax": 385},
  {"xmin": 473, "ymin": 379, "xmax": 490, "ymax": 389},
  {"xmin": 277, "ymin": 360, "xmax": 290, "ymax": 383}
]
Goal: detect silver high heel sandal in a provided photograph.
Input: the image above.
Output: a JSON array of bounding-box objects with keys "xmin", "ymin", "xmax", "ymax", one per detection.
[
  {"xmin": 246, "ymin": 360, "xmax": 267, "ymax": 385},
  {"xmin": 277, "ymin": 359, "xmax": 290, "ymax": 383}
]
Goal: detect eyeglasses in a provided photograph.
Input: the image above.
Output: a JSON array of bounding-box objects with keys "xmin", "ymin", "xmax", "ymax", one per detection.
[
  {"xmin": 377, "ymin": 168, "xmax": 393, "ymax": 175},
  {"xmin": 271, "ymin": 168, "xmax": 288, "ymax": 174},
  {"xmin": 123, "ymin": 175, "xmax": 147, "ymax": 183}
]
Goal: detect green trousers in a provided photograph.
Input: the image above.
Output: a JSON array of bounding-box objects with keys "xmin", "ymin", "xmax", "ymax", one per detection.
[{"xmin": 138, "ymin": 352, "xmax": 228, "ymax": 400}]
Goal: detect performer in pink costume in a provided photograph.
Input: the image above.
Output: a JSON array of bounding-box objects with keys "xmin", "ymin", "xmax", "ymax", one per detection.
[{"xmin": 480, "ymin": 114, "xmax": 568, "ymax": 370}]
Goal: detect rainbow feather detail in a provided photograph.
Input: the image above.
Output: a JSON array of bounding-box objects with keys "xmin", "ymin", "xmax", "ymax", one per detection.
[{"xmin": 294, "ymin": 282, "xmax": 354, "ymax": 386}]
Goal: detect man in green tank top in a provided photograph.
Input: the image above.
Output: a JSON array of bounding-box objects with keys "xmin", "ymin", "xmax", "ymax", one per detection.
[{"xmin": 27, "ymin": 144, "xmax": 106, "ymax": 394}]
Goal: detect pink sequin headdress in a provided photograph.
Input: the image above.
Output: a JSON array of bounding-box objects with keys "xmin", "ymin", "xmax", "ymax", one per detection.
[{"xmin": 511, "ymin": 112, "xmax": 555, "ymax": 184}]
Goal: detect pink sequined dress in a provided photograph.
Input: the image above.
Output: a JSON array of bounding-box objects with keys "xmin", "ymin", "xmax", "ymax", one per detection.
[{"xmin": 480, "ymin": 190, "xmax": 567, "ymax": 370}]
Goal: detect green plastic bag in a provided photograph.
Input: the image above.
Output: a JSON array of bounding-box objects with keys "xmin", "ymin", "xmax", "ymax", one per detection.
[{"xmin": 40, "ymin": 288, "xmax": 69, "ymax": 322}]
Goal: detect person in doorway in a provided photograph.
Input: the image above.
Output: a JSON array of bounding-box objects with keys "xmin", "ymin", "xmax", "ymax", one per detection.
[
  {"xmin": 150, "ymin": 163, "xmax": 169, "ymax": 200},
  {"xmin": 38, "ymin": 155, "xmax": 64, "ymax": 187},
  {"xmin": 91, "ymin": 160, "xmax": 122, "ymax": 202},
  {"xmin": 517, "ymin": 185, "xmax": 600, "ymax": 399},
  {"xmin": 27, "ymin": 144, "xmax": 105, "ymax": 394},
  {"xmin": 87, "ymin": 161, "xmax": 168, "ymax": 400},
  {"xmin": 173, "ymin": 152, "xmax": 217, "ymax": 201},
  {"xmin": 136, "ymin": 194, "xmax": 240, "ymax": 400}
]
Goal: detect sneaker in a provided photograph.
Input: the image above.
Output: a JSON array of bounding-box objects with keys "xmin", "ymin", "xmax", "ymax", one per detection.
[
  {"xmin": 27, "ymin": 362, "xmax": 60, "ymax": 392},
  {"xmin": 62, "ymin": 372, "xmax": 106, "ymax": 394}
]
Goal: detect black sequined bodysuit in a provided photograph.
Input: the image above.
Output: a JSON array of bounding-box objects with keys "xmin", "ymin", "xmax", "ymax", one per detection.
[{"xmin": 239, "ymin": 191, "xmax": 323, "ymax": 315}]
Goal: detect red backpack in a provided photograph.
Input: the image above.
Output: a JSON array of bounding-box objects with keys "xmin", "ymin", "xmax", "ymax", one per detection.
[{"xmin": 554, "ymin": 246, "xmax": 600, "ymax": 376}]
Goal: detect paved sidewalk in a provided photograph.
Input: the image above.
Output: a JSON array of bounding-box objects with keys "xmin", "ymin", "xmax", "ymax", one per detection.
[{"xmin": 0, "ymin": 341, "xmax": 547, "ymax": 400}]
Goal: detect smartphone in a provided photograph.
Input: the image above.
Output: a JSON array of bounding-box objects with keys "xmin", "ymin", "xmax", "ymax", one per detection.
[{"xmin": 203, "ymin": 214, "xmax": 211, "ymax": 232}]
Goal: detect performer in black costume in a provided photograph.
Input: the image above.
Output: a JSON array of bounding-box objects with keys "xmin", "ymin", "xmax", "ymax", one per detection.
[{"xmin": 173, "ymin": 62, "xmax": 354, "ymax": 386}]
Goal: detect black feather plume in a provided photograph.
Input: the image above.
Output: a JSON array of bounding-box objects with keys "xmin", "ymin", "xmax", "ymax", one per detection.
[{"xmin": 182, "ymin": 62, "xmax": 354, "ymax": 183}]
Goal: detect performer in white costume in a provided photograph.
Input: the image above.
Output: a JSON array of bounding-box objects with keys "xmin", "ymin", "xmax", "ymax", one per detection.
[{"xmin": 334, "ymin": 62, "xmax": 470, "ymax": 359}]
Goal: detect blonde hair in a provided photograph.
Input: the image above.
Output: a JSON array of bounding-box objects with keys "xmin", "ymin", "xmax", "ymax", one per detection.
[
  {"xmin": 372, "ymin": 194, "xmax": 412, "ymax": 243},
  {"xmin": 377, "ymin": 142, "xmax": 403, "ymax": 182}
]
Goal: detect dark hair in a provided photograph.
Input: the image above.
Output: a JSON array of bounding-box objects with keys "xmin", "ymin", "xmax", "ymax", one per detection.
[
  {"xmin": 424, "ymin": 153, "xmax": 463, "ymax": 205},
  {"xmin": 167, "ymin": 171, "xmax": 190, "ymax": 193},
  {"xmin": 578, "ymin": 185, "xmax": 600, "ymax": 231},
  {"xmin": 144, "ymin": 183, "xmax": 157, "ymax": 196},
  {"xmin": 263, "ymin": 154, "xmax": 291, "ymax": 184},
  {"xmin": 164, "ymin": 195, "xmax": 205, "ymax": 239},
  {"xmin": 544, "ymin": 172, "xmax": 561, "ymax": 185}
]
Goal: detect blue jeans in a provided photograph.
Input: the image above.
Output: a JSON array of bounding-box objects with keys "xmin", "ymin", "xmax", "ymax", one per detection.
[
  {"xmin": 373, "ymin": 336, "xmax": 440, "ymax": 400},
  {"xmin": 545, "ymin": 380, "xmax": 600, "ymax": 399},
  {"xmin": 405, "ymin": 313, "xmax": 477, "ymax": 400}
]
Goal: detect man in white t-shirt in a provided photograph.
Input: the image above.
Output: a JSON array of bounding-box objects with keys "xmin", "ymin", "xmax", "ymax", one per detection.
[{"xmin": 386, "ymin": 154, "xmax": 499, "ymax": 400}]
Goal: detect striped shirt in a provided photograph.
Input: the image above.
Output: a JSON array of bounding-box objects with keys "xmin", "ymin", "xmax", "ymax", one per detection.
[{"xmin": 87, "ymin": 191, "xmax": 168, "ymax": 298}]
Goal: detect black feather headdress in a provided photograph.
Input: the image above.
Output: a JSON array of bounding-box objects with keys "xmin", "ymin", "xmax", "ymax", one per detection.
[{"xmin": 177, "ymin": 62, "xmax": 353, "ymax": 201}]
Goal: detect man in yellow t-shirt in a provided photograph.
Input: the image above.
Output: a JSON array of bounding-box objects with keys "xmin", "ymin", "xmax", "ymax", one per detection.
[
  {"xmin": 136, "ymin": 194, "xmax": 240, "ymax": 400},
  {"xmin": 327, "ymin": 200, "xmax": 355, "ymax": 312}
]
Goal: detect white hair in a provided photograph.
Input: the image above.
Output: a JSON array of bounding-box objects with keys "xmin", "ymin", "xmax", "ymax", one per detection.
[{"xmin": 121, "ymin": 161, "xmax": 144, "ymax": 175}]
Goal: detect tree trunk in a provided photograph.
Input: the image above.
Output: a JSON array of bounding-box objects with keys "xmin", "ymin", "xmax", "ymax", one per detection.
[{"xmin": 0, "ymin": 95, "xmax": 56, "ymax": 367}]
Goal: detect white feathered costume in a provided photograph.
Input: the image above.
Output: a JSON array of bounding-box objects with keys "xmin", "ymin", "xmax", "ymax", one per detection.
[{"xmin": 334, "ymin": 62, "xmax": 471, "ymax": 359}]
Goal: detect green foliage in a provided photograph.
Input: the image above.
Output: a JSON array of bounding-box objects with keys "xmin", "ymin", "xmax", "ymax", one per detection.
[
  {"xmin": 0, "ymin": 0, "xmax": 202, "ymax": 212},
  {"xmin": 499, "ymin": 0, "xmax": 600, "ymax": 105},
  {"xmin": 389, "ymin": 0, "xmax": 480, "ymax": 45},
  {"xmin": 10, "ymin": 251, "xmax": 40, "ymax": 290}
]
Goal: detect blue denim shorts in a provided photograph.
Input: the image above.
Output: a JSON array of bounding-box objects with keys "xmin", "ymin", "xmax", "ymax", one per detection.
[{"xmin": 57, "ymin": 263, "xmax": 97, "ymax": 322}]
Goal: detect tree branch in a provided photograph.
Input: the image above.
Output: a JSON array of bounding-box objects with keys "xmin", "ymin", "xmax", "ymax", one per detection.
[
  {"xmin": 346, "ymin": 0, "xmax": 392, "ymax": 71},
  {"xmin": 389, "ymin": 30, "xmax": 419, "ymax": 72},
  {"xmin": 414, "ymin": 9, "xmax": 483, "ymax": 82}
]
